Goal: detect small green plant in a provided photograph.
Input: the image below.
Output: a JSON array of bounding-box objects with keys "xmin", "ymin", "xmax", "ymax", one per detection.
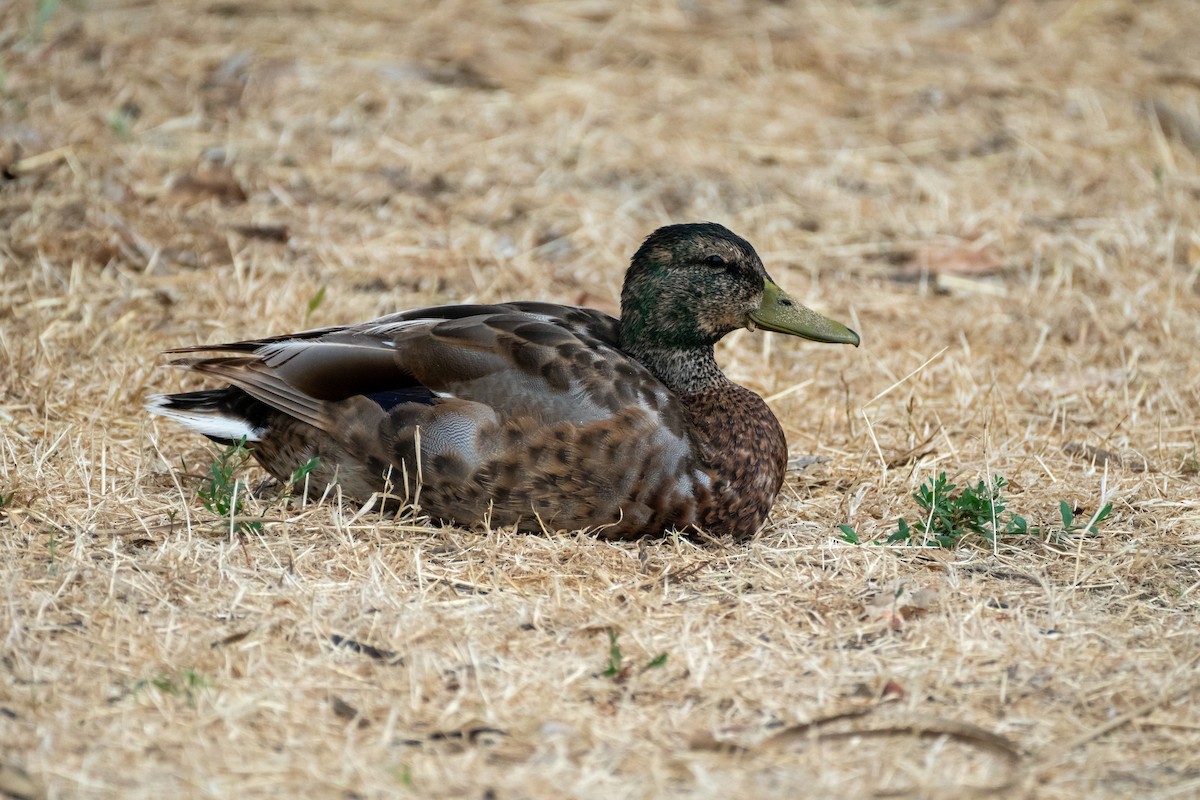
[
  {"xmin": 290, "ymin": 456, "xmax": 320, "ymax": 487},
  {"xmin": 198, "ymin": 438, "xmax": 261, "ymax": 537},
  {"xmin": 390, "ymin": 764, "xmax": 414, "ymax": 788},
  {"xmin": 107, "ymin": 108, "xmax": 134, "ymax": 140},
  {"xmin": 305, "ymin": 286, "xmax": 327, "ymax": 323},
  {"xmin": 281, "ymin": 456, "xmax": 321, "ymax": 509},
  {"xmin": 840, "ymin": 472, "xmax": 1029, "ymax": 549},
  {"xmin": 887, "ymin": 472, "xmax": 1029, "ymax": 548},
  {"xmin": 602, "ymin": 629, "xmax": 624, "ymax": 678},
  {"xmin": 601, "ymin": 629, "xmax": 667, "ymax": 681},
  {"xmin": 839, "ymin": 472, "xmax": 1115, "ymax": 547},
  {"xmin": 1059, "ymin": 500, "xmax": 1113, "ymax": 536},
  {"xmin": 135, "ymin": 669, "xmax": 211, "ymax": 707}
]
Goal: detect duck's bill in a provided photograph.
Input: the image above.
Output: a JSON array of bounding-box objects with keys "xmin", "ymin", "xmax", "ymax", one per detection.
[{"xmin": 747, "ymin": 279, "xmax": 860, "ymax": 346}]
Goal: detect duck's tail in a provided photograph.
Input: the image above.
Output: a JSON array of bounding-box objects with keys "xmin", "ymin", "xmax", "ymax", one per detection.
[{"xmin": 146, "ymin": 388, "xmax": 271, "ymax": 446}]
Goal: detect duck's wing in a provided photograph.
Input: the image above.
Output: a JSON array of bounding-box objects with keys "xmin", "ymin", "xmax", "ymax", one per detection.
[
  {"xmin": 153, "ymin": 302, "xmax": 711, "ymax": 536},
  {"xmin": 162, "ymin": 302, "xmax": 678, "ymax": 438}
]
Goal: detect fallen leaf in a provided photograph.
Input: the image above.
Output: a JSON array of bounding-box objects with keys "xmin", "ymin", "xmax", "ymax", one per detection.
[{"xmin": 864, "ymin": 580, "xmax": 940, "ymax": 628}]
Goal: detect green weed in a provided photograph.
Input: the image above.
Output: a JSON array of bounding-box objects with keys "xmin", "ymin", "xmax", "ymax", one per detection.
[
  {"xmin": 134, "ymin": 668, "xmax": 211, "ymax": 707},
  {"xmin": 290, "ymin": 456, "xmax": 320, "ymax": 487},
  {"xmin": 1059, "ymin": 500, "xmax": 1113, "ymax": 536},
  {"xmin": 839, "ymin": 471, "xmax": 1115, "ymax": 548},
  {"xmin": 198, "ymin": 438, "xmax": 261, "ymax": 537},
  {"xmin": 305, "ymin": 286, "xmax": 327, "ymax": 323},
  {"xmin": 888, "ymin": 472, "xmax": 1028, "ymax": 547},
  {"xmin": 390, "ymin": 764, "xmax": 414, "ymax": 788},
  {"xmin": 602, "ymin": 629, "xmax": 624, "ymax": 678},
  {"xmin": 601, "ymin": 629, "xmax": 667, "ymax": 681},
  {"xmin": 645, "ymin": 652, "xmax": 669, "ymax": 670},
  {"xmin": 107, "ymin": 108, "xmax": 134, "ymax": 140}
]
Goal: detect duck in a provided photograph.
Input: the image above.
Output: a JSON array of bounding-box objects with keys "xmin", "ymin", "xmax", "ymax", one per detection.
[{"xmin": 148, "ymin": 223, "xmax": 859, "ymax": 540}]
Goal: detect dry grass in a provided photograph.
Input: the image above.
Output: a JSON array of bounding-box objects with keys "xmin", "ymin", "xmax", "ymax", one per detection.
[{"xmin": 2, "ymin": 0, "xmax": 1200, "ymax": 797}]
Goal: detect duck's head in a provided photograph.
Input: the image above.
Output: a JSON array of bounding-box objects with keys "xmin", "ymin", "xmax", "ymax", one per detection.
[{"xmin": 619, "ymin": 223, "xmax": 860, "ymax": 352}]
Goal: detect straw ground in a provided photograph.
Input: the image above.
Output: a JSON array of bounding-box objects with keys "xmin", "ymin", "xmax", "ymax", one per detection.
[{"xmin": 2, "ymin": 1, "xmax": 1199, "ymax": 797}]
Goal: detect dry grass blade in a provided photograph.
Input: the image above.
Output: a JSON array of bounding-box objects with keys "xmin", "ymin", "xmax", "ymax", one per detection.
[
  {"xmin": 1151, "ymin": 98, "xmax": 1200, "ymax": 155},
  {"xmin": 0, "ymin": 764, "xmax": 47, "ymax": 800},
  {"xmin": 1035, "ymin": 653, "xmax": 1200, "ymax": 775}
]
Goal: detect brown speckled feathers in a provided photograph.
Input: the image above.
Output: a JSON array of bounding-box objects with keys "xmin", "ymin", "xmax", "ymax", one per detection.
[{"xmin": 149, "ymin": 224, "xmax": 859, "ymax": 539}]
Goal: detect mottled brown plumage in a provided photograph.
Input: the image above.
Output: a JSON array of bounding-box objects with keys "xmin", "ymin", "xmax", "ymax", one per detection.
[{"xmin": 149, "ymin": 223, "xmax": 859, "ymax": 539}]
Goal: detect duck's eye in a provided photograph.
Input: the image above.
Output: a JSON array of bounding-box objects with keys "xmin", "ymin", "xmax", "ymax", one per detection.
[{"xmin": 704, "ymin": 254, "xmax": 726, "ymax": 267}]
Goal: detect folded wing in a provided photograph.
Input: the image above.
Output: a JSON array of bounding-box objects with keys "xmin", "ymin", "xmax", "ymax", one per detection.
[{"xmin": 152, "ymin": 302, "xmax": 707, "ymax": 535}]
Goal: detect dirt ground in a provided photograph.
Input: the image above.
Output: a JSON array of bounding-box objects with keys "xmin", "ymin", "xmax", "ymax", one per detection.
[{"xmin": 2, "ymin": 1, "xmax": 1199, "ymax": 798}]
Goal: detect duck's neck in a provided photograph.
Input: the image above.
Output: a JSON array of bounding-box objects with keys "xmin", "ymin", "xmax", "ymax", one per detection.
[{"xmin": 623, "ymin": 342, "xmax": 730, "ymax": 396}]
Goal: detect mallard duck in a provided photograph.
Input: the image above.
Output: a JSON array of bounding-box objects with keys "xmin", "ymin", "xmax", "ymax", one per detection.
[{"xmin": 149, "ymin": 223, "xmax": 859, "ymax": 539}]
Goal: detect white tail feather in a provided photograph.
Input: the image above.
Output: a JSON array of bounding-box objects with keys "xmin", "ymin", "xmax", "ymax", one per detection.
[{"xmin": 145, "ymin": 395, "xmax": 262, "ymax": 442}]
